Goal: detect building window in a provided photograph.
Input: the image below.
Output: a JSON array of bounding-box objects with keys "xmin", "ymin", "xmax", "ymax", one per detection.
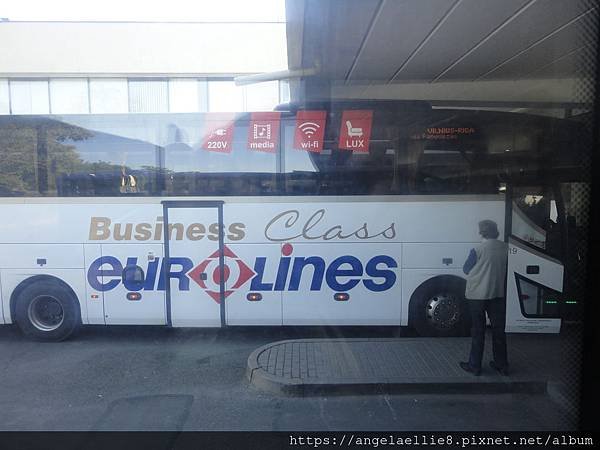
[
  {"xmin": 90, "ymin": 78, "xmax": 129, "ymax": 114},
  {"xmin": 9, "ymin": 80, "xmax": 50, "ymax": 115},
  {"xmin": 49, "ymin": 78, "xmax": 89, "ymax": 114},
  {"xmin": 168, "ymin": 78, "xmax": 207, "ymax": 113},
  {"xmin": 279, "ymin": 80, "xmax": 290, "ymax": 105},
  {"xmin": 245, "ymin": 80, "xmax": 280, "ymax": 111},
  {"xmin": 207, "ymin": 80, "xmax": 244, "ymax": 112},
  {"xmin": 128, "ymin": 79, "xmax": 169, "ymax": 113},
  {"xmin": 0, "ymin": 79, "xmax": 9, "ymax": 115}
]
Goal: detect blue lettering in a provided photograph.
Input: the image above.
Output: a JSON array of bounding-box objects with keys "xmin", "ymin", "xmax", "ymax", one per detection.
[
  {"xmin": 144, "ymin": 258, "xmax": 160, "ymax": 290},
  {"xmin": 325, "ymin": 256, "xmax": 362, "ymax": 291},
  {"xmin": 87, "ymin": 256, "xmax": 123, "ymax": 291},
  {"xmin": 274, "ymin": 257, "xmax": 291, "ymax": 291},
  {"xmin": 250, "ymin": 257, "xmax": 273, "ymax": 290},
  {"xmin": 288, "ymin": 257, "xmax": 325, "ymax": 291},
  {"xmin": 157, "ymin": 257, "xmax": 193, "ymax": 291},
  {"xmin": 363, "ymin": 255, "xmax": 397, "ymax": 292}
]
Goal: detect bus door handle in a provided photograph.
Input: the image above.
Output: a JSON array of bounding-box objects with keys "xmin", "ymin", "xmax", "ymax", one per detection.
[{"xmin": 526, "ymin": 265, "xmax": 540, "ymax": 274}]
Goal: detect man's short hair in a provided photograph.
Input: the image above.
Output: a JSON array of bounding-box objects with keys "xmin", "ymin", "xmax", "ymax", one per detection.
[{"xmin": 479, "ymin": 220, "xmax": 500, "ymax": 239}]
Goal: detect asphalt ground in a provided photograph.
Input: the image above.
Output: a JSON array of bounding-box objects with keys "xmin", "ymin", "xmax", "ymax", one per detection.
[{"xmin": 0, "ymin": 324, "xmax": 580, "ymax": 431}]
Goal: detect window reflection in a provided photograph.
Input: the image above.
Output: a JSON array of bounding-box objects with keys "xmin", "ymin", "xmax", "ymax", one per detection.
[{"xmin": 0, "ymin": 105, "xmax": 587, "ymax": 198}]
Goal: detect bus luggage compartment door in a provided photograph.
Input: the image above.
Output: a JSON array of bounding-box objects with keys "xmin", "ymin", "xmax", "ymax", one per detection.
[
  {"xmin": 163, "ymin": 201, "xmax": 225, "ymax": 327},
  {"xmin": 505, "ymin": 237, "xmax": 563, "ymax": 333},
  {"xmin": 224, "ymin": 243, "xmax": 283, "ymax": 325},
  {"xmin": 101, "ymin": 243, "xmax": 166, "ymax": 325}
]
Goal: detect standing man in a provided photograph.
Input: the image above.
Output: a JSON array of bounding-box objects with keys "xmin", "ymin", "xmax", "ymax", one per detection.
[{"xmin": 460, "ymin": 220, "xmax": 509, "ymax": 376}]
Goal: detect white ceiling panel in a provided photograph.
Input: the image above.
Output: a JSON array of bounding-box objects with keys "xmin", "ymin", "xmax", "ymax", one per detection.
[
  {"xmin": 311, "ymin": 0, "xmax": 380, "ymax": 79},
  {"xmin": 289, "ymin": 0, "xmax": 597, "ymax": 89},
  {"xmin": 437, "ymin": 0, "xmax": 594, "ymax": 81},
  {"xmin": 531, "ymin": 45, "xmax": 594, "ymax": 79},
  {"xmin": 347, "ymin": 0, "xmax": 456, "ymax": 81},
  {"xmin": 392, "ymin": 0, "xmax": 531, "ymax": 82},
  {"xmin": 481, "ymin": 14, "xmax": 592, "ymax": 80}
]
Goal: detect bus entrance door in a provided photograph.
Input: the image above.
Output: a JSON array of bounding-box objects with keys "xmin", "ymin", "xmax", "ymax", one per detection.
[
  {"xmin": 505, "ymin": 187, "xmax": 564, "ymax": 333},
  {"xmin": 162, "ymin": 201, "xmax": 225, "ymax": 327}
]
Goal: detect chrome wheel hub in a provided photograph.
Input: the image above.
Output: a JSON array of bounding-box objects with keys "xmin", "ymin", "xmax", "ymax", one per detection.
[
  {"xmin": 425, "ymin": 294, "xmax": 460, "ymax": 330},
  {"xmin": 27, "ymin": 295, "xmax": 64, "ymax": 332}
]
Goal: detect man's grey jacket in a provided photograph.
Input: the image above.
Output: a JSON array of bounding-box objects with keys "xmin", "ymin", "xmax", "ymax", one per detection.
[{"xmin": 463, "ymin": 238, "xmax": 508, "ymax": 300}]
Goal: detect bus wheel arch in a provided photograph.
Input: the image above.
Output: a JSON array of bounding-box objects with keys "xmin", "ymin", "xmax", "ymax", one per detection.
[
  {"xmin": 408, "ymin": 275, "xmax": 470, "ymax": 337},
  {"xmin": 10, "ymin": 275, "xmax": 82, "ymax": 341}
]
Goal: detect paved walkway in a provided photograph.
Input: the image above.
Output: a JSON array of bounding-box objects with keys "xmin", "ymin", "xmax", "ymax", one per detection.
[{"xmin": 247, "ymin": 334, "xmax": 561, "ymax": 396}]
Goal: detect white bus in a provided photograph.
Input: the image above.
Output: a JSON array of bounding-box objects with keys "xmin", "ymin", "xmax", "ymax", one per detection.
[{"xmin": 0, "ymin": 101, "xmax": 580, "ymax": 340}]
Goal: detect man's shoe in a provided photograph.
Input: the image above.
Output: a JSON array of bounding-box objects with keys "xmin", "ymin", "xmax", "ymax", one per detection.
[
  {"xmin": 489, "ymin": 361, "xmax": 509, "ymax": 376},
  {"xmin": 459, "ymin": 362, "xmax": 481, "ymax": 376}
]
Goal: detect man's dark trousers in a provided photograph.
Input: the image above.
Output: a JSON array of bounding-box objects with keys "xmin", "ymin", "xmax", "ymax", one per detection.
[{"xmin": 468, "ymin": 297, "xmax": 508, "ymax": 370}]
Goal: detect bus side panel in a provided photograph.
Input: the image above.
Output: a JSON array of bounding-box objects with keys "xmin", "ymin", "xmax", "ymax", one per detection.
[
  {"xmin": 281, "ymin": 243, "xmax": 402, "ymax": 326},
  {"xmin": 402, "ymin": 243, "xmax": 475, "ymax": 272},
  {"xmin": 0, "ymin": 244, "xmax": 84, "ymax": 270},
  {"xmin": 84, "ymin": 244, "xmax": 105, "ymax": 325},
  {"xmin": 0, "ymin": 269, "xmax": 88, "ymax": 324},
  {"xmin": 0, "ymin": 271, "xmax": 4, "ymax": 324},
  {"xmin": 225, "ymin": 243, "xmax": 283, "ymax": 325}
]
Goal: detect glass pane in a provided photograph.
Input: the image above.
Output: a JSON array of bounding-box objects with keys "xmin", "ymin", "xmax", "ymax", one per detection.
[
  {"xmin": 197, "ymin": 79, "xmax": 209, "ymax": 112},
  {"xmin": 244, "ymin": 81, "xmax": 280, "ymax": 111},
  {"xmin": 168, "ymin": 79, "xmax": 200, "ymax": 113},
  {"xmin": 208, "ymin": 81, "xmax": 244, "ymax": 112},
  {"xmin": 516, "ymin": 273, "xmax": 561, "ymax": 318},
  {"xmin": 163, "ymin": 114, "xmax": 278, "ymax": 196},
  {"xmin": 89, "ymin": 78, "xmax": 129, "ymax": 114},
  {"xmin": 511, "ymin": 186, "xmax": 556, "ymax": 250},
  {"xmin": 0, "ymin": 112, "xmax": 283, "ymax": 197},
  {"xmin": 0, "ymin": 79, "xmax": 9, "ymax": 115},
  {"xmin": 128, "ymin": 80, "xmax": 169, "ymax": 113},
  {"xmin": 49, "ymin": 78, "xmax": 89, "ymax": 114},
  {"xmin": 279, "ymin": 80, "xmax": 290, "ymax": 105},
  {"xmin": 282, "ymin": 103, "xmax": 425, "ymax": 195},
  {"xmin": 9, "ymin": 80, "xmax": 50, "ymax": 115},
  {"xmin": 0, "ymin": 116, "xmax": 40, "ymax": 195}
]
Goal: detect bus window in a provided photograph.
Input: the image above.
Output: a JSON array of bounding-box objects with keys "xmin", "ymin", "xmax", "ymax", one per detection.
[
  {"xmin": 515, "ymin": 273, "xmax": 562, "ymax": 318},
  {"xmin": 511, "ymin": 186, "xmax": 554, "ymax": 251}
]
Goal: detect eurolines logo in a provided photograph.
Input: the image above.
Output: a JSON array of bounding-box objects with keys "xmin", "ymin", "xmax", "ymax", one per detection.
[
  {"xmin": 187, "ymin": 246, "xmax": 255, "ymax": 302},
  {"xmin": 87, "ymin": 243, "xmax": 398, "ymax": 302}
]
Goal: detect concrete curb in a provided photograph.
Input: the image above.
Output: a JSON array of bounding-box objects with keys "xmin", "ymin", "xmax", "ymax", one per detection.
[{"xmin": 247, "ymin": 339, "xmax": 548, "ymax": 397}]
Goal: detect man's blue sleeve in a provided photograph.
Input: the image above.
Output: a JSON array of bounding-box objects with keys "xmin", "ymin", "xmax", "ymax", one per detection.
[{"xmin": 463, "ymin": 248, "xmax": 477, "ymax": 275}]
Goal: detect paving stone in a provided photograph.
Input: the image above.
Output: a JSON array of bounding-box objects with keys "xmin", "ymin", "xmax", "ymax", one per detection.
[{"xmin": 247, "ymin": 334, "xmax": 553, "ymax": 395}]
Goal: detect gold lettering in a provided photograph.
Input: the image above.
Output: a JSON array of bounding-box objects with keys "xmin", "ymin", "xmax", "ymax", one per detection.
[
  {"xmin": 227, "ymin": 223, "xmax": 246, "ymax": 241},
  {"xmin": 154, "ymin": 216, "xmax": 163, "ymax": 240},
  {"xmin": 186, "ymin": 223, "xmax": 206, "ymax": 241},
  {"xmin": 168, "ymin": 223, "xmax": 184, "ymax": 240},
  {"xmin": 114, "ymin": 223, "xmax": 133, "ymax": 241},
  {"xmin": 134, "ymin": 223, "xmax": 152, "ymax": 241},
  {"xmin": 89, "ymin": 217, "xmax": 111, "ymax": 240},
  {"xmin": 208, "ymin": 223, "xmax": 221, "ymax": 241}
]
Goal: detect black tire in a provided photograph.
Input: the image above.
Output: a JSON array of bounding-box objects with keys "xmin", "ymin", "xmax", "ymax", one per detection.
[
  {"xmin": 408, "ymin": 276, "xmax": 470, "ymax": 337},
  {"xmin": 14, "ymin": 280, "xmax": 81, "ymax": 341}
]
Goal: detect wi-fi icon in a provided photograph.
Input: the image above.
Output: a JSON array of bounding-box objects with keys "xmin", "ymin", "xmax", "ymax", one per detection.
[{"xmin": 298, "ymin": 121, "xmax": 320, "ymax": 137}]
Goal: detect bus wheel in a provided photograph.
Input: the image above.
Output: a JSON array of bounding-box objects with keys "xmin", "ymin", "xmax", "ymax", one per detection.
[
  {"xmin": 14, "ymin": 281, "xmax": 81, "ymax": 341},
  {"xmin": 409, "ymin": 277, "xmax": 469, "ymax": 337}
]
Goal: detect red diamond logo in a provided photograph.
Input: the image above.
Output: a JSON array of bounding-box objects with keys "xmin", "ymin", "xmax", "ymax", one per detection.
[{"xmin": 188, "ymin": 245, "xmax": 255, "ymax": 303}]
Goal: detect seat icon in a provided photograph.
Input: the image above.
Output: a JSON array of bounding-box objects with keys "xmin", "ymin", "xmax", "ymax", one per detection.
[{"xmin": 346, "ymin": 120, "xmax": 363, "ymax": 137}]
